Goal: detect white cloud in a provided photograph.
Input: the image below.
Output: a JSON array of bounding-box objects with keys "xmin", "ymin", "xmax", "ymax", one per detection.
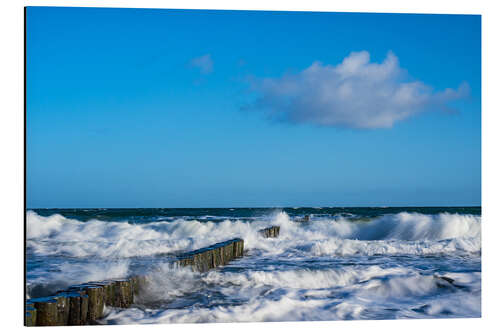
[
  {"xmin": 248, "ymin": 51, "xmax": 469, "ymax": 129},
  {"xmin": 190, "ymin": 54, "xmax": 214, "ymax": 75}
]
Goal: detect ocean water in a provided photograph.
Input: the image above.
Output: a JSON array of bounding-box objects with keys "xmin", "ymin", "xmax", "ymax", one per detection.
[{"xmin": 26, "ymin": 207, "xmax": 481, "ymax": 323}]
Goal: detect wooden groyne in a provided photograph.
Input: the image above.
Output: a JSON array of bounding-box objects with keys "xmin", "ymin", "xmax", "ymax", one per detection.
[
  {"xmin": 25, "ymin": 275, "xmax": 145, "ymax": 326},
  {"xmin": 25, "ymin": 239, "xmax": 245, "ymax": 326},
  {"xmin": 259, "ymin": 226, "xmax": 280, "ymax": 238},
  {"xmin": 176, "ymin": 238, "xmax": 244, "ymax": 273}
]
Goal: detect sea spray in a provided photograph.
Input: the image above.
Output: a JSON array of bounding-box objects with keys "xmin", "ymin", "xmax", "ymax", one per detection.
[{"xmin": 27, "ymin": 207, "xmax": 481, "ymax": 323}]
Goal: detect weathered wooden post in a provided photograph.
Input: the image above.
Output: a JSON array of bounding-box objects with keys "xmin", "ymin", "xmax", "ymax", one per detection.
[
  {"xmin": 84, "ymin": 286, "xmax": 104, "ymax": 320},
  {"xmin": 25, "ymin": 305, "xmax": 37, "ymax": 326},
  {"xmin": 88, "ymin": 280, "xmax": 115, "ymax": 307},
  {"xmin": 28, "ymin": 297, "xmax": 58, "ymax": 326},
  {"xmin": 66, "ymin": 292, "xmax": 89, "ymax": 325},
  {"xmin": 195, "ymin": 249, "xmax": 212, "ymax": 272},
  {"xmin": 259, "ymin": 226, "xmax": 280, "ymax": 238},
  {"xmin": 113, "ymin": 279, "xmax": 133, "ymax": 308},
  {"xmin": 233, "ymin": 238, "xmax": 244, "ymax": 257},
  {"xmin": 51, "ymin": 294, "xmax": 70, "ymax": 325},
  {"xmin": 213, "ymin": 245, "xmax": 224, "ymax": 267},
  {"xmin": 67, "ymin": 284, "xmax": 105, "ymax": 321},
  {"xmin": 174, "ymin": 238, "xmax": 244, "ymax": 273},
  {"xmin": 130, "ymin": 276, "xmax": 145, "ymax": 295},
  {"xmin": 176, "ymin": 256, "xmax": 193, "ymax": 268},
  {"xmin": 223, "ymin": 242, "xmax": 233, "ymax": 265}
]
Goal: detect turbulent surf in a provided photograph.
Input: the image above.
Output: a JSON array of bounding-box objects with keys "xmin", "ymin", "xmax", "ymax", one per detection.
[{"xmin": 26, "ymin": 207, "xmax": 481, "ymax": 323}]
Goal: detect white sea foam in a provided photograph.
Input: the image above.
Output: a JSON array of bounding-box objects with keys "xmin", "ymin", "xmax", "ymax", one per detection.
[
  {"xmin": 99, "ymin": 265, "xmax": 480, "ymax": 324},
  {"xmin": 26, "ymin": 210, "xmax": 481, "ymax": 322},
  {"xmin": 26, "ymin": 210, "xmax": 481, "ymax": 258},
  {"xmin": 134, "ymin": 264, "xmax": 202, "ymax": 303}
]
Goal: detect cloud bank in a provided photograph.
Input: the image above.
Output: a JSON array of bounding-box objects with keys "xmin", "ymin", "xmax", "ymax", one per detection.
[
  {"xmin": 248, "ymin": 51, "xmax": 469, "ymax": 129},
  {"xmin": 190, "ymin": 54, "xmax": 214, "ymax": 75}
]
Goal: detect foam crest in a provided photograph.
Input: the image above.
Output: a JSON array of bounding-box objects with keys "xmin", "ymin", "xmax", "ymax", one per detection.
[
  {"xmin": 27, "ymin": 210, "xmax": 481, "ymax": 259},
  {"xmin": 353, "ymin": 212, "xmax": 481, "ymax": 241},
  {"xmin": 27, "ymin": 210, "xmax": 270, "ymax": 258},
  {"xmin": 273, "ymin": 211, "xmax": 481, "ymax": 241},
  {"xmin": 100, "ymin": 265, "xmax": 480, "ymax": 324},
  {"xmin": 307, "ymin": 237, "xmax": 481, "ymax": 256},
  {"xmin": 202, "ymin": 265, "xmax": 409, "ymax": 290},
  {"xmin": 251, "ymin": 211, "xmax": 481, "ymax": 256}
]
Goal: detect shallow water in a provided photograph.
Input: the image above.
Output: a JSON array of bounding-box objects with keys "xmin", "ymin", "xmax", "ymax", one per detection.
[{"xmin": 26, "ymin": 207, "xmax": 481, "ymax": 323}]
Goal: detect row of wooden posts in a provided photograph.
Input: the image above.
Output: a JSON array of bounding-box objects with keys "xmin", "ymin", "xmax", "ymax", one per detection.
[
  {"xmin": 176, "ymin": 238, "xmax": 245, "ymax": 273},
  {"xmin": 25, "ymin": 226, "xmax": 280, "ymax": 326},
  {"xmin": 25, "ymin": 276, "xmax": 145, "ymax": 326},
  {"xmin": 259, "ymin": 226, "xmax": 280, "ymax": 238}
]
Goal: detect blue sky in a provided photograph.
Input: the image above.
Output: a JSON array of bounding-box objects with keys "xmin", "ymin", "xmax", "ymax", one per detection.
[{"xmin": 26, "ymin": 7, "xmax": 481, "ymax": 208}]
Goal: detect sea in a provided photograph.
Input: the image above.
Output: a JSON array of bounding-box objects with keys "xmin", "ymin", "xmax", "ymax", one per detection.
[{"xmin": 26, "ymin": 207, "xmax": 481, "ymax": 323}]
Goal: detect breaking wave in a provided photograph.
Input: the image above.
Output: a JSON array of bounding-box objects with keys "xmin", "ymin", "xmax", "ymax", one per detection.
[
  {"xmin": 26, "ymin": 210, "xmax": 481, "ymax": 258},
  {"xmin": 26, "ymin": 209, "xmax": 481, "ymax": 322},
  {"xmin": 101, "ymin": 264, "xmax": 481, "ymax": 323}
]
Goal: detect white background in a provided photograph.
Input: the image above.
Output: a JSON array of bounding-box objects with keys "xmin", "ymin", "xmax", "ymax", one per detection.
[{"xmin": 1, "ymin": 0, "xmax": 498, "ymax": 332}]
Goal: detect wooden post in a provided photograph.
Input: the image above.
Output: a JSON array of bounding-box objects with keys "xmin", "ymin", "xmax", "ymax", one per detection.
[
  {"xmin": 66, "ymin": 292, "xmax": 89, "ymax": 325},
  {"xmin": 51, "ymin": 294, "xmax": 70, "ymax": 325},
  {"xmin": 88, "ymin": 280, "xmax": 115, "ymax": 307},
  {"xmin": 113, "ymin": 279, "xmax": 133, "ymax": 308},
  {"xmin": 28, "ymin": 297, "xmax": 58, "ymax": 326},
  {"xmin": 67, "ymin": 285, "xmax": 105, "ymax": 321},
  {"xmin": 25, "ymin": 305, "xmax": 37, "ymax": 326},
  {"xmin": 174, "ymin": 238, "xmax": 245, "ymax": 273},
  {"xmin": 259, "ymin": 226, "xmax": 280, "ymax": 238}
]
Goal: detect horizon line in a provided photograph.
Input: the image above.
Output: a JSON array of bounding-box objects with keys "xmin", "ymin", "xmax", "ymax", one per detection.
[{"xmin": 27, "ymin": 205, "xmax": 482, "ymax": 209}]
